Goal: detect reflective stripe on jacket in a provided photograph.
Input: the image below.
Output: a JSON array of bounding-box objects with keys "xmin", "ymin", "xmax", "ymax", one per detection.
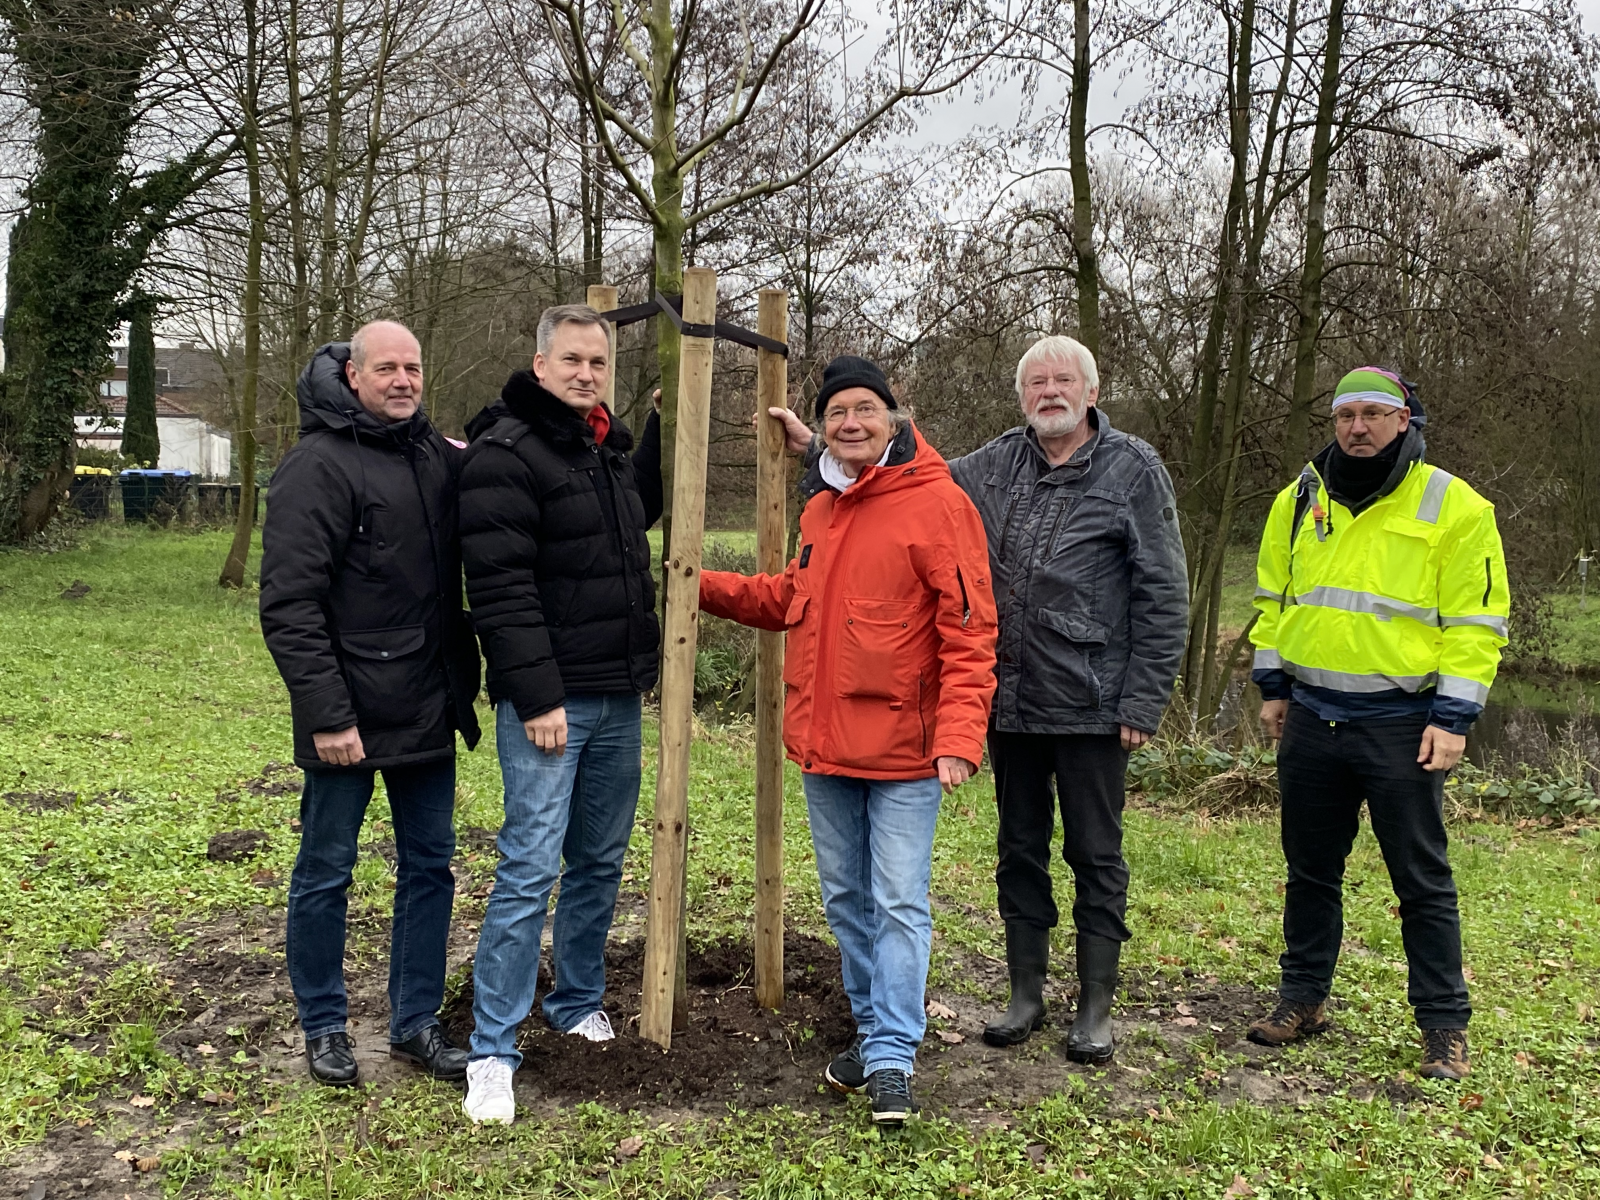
[
  {"xmin": 699, "ymin": 424, "xmax": 999, "ymax": 779},
  {"xmin": 1250, "ymin": 458, "xmax": 1509, "ymax": 722}
]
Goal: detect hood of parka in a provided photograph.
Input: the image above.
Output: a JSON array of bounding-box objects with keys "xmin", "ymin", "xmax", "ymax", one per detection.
[
  {"xmin": 799, "ymin": 419, "xmax": 945, "ymax": 504},
  {"xmin": 297, "ymin": 341, "xmax": 432, "ymax": 445}
]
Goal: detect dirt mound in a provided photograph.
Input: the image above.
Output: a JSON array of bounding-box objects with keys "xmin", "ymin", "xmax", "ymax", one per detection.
[
  {"xmin": 206, "ymin": 828, "xmax": 270, "ymax": 862},
  {"xmin": 441, "ymin": 933, "xmax": 856, "ymax": 1107},
  {"xmin": 3, "ymin": 789, "xmax": 78, "ymax": 812}
]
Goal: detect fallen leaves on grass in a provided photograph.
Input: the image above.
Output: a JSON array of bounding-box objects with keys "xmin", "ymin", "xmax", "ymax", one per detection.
[
  {"xmin": 196, "ymin": 1043, "xmax": 217, "ymax": 1056},
  {"xmin": 1460, "ymin": 1093, "xmax": 1484, "ymax": 1111},
  {"xmin": 136, "ymin": 1155, "xmax": 160, "ymax": 1172},
  {"xmin": 936, "ymin": 1029, "xmax": 965, "ymax": 1045},
  {"xmin": 1224, "ymin": 1175, "xmax": 1256, "ymax": 1197},
  {"xmin": 129, "ymin": 1095, "xmax": 155, "ymax": 1108},
  {"xmin": 926, "ymin": 1000, "xmax": 958, "ymax": 1021},
  {"xmin": 1025, "ymin": 1144, "xmax": 1047, "ymax": 1171},
  {"xmin": 1482, "ymin": 1154, "xmax": 1503, "ymax": 1170},
  {"xmin": 202, "ymin": 1090, "xmax": 236, "ymax": 1105},
  {"xmin": 616, "ymin": 1136, "xmax": 644, "ymax": 1159},
  {"xmin": 1173, "ymin": 1016, "xmax": 1199, "ymax": 1027}
]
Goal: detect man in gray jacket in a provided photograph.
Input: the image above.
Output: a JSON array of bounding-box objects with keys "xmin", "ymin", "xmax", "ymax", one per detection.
[
  {"xmin": 953, "ymin": 336, "xmax": 1187, "ymax": 1061},
  {"xmin": 767, "ymin": 335, "xmax": 1186, "ymax": 1062}
]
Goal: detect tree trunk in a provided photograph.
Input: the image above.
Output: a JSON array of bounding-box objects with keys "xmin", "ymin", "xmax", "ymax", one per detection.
[
  {"xmin": 1069, "ymin": 0, "xmax": 1100, "ymax": 358},
  {"xmin": 316, "ymin": 0, "xmax": 346, "ymax": 344},
  {"xmin": 221, "ymin": 0, "xmax": 265, "ymax": 589},
  {"xmin": 1283, "ymin": 0, "xmax": 1345, "ymax": 463}
]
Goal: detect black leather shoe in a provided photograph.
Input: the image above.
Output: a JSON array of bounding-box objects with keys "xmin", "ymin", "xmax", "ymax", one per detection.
[
  {"xmin": 983, "ymin": 923, "xmax": 1050, "ymax": 1047},
  {"xmin": 306, "ymin": 1032, "xmax": 360, "ymax": 1086},
  {"xmin": 390, "ymin": 1024, "xmax": 468, "ymax": 1081},
  {"xmin": 1066, "ymin": 934, "xmax": 1120, "ymax": 1064}
]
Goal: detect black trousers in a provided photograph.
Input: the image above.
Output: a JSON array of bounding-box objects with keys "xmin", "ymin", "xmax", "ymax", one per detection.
[
  {"xmin": 988, "ymin": 731, "xmax": 1131, "ymax": 943},
  {"xmin": 1276, "ymin": 703, "xmax": 1471, "ymax": 1029}
]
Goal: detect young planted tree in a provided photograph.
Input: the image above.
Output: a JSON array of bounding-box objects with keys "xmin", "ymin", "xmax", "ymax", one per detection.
[
  {"xmin": 516, "ymin": 0, "xmax": 1025, "ymax": 532},
  {"xmin": 121, "ymin": 294, "xmax": 161, "ymax": 467}
]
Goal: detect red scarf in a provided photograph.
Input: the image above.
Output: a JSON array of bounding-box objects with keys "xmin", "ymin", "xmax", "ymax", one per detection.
[{"xmin": 586, "ymin": 404, "xmax": 610, "ymax": 445}]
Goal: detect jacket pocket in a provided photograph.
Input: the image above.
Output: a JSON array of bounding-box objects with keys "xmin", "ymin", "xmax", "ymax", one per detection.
[
  {"xmin": 1378, "ymin": 515, "xmax": 1443, "ymax": 606},
  {"xmin": 1031, "ymin": 608, "xmax": 1107, "ymax": 710},
  {"xmin": 339, "ymin": 624, "xmax": 434, "ymax": 731},
  {"xmin": 782, "ymin": 594, "xmax": 811, "ymax": 689},
  {"xmin": 834, "ymin": 598, "xmax": 926, "ymax": 701}
]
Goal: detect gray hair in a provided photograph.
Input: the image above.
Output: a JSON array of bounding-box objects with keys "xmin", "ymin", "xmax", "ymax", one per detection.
[
  {"xmin": 1014, "ymin": 335, "xmax": 1099, "ymax": 396},
  {"xmin": 349, "ymin": 319, "xmax": 418, "ymax": 369},
  {"xmin": 536, "ymin": 304, "xmax": 610, "ymax": 356}
]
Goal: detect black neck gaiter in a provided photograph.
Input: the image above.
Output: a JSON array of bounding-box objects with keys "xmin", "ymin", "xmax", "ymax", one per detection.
[{"xmin": 1326, "ymin": 433, "xmax": 1406, "ymax": 515}]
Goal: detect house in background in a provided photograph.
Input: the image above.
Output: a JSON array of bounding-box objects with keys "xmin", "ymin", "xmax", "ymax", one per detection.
[
  {"xmin": 74, "ymin": 343, "xmax": 234, "ymax": 479},
  {"xmin": 76, "ymin": 385, "xmax": 232, "ymax": 478}
]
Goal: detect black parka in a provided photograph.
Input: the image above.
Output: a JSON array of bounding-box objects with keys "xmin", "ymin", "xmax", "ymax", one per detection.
[
  {"xmin": 458, "ymin": 372, "xmax": 662, "ymax": 719},
  {"xmin": 260, "ymin": 343, "xmax": 482, "ymax": 770}
]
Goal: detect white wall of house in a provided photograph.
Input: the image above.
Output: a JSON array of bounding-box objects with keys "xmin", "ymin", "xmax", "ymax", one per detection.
[{"xmin": 74, "ymin": 413, "xmax": 232, "ymax": 479}]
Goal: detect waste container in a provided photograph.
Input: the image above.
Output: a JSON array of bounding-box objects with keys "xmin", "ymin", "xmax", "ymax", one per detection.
[
  {"xmin": 120, "ymin": 469, "xmax": 194, "ymax": 525},
  {"xmin": 70, "ymin": 467, "xmax": 114, "ymax": 520}
]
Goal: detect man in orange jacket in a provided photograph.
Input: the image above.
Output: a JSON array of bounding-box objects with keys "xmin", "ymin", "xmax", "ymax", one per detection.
[{"xmin": 701, "ymin": 356, "xmax": 998, "ymax": 1127}]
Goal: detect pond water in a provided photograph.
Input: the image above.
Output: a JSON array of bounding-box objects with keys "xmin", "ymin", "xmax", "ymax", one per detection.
[{"xmin": 1467, "ymin": 677, "xmax": 1600, "ymax": 775}]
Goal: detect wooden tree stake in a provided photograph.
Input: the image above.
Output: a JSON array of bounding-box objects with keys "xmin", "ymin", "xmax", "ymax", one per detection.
[
  {"xmin": 641, "ymin": 266, "xmax": 717, "ymax": 1048},
  {"xmin": 585, "ymin": 284, "xmax": 618, "ymax": 412},
  {"xmin": 753, "ymin": 289, "xmax": 789, "ymax": 1010}
]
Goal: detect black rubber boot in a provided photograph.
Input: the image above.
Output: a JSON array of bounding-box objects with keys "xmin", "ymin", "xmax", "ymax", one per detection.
[
  {"xmin": 982, "ymin": 923, "xmax": 1050, "ymax": 1047},
  {"xmin": 1066, "ymin": 934, "xmax": 1120, "ymax": 1063}
]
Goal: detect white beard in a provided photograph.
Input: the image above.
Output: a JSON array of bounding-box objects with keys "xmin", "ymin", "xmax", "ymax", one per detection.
[{"xmin": 1027, "ymin": 398, "xmax": 1085, "ymax": 438}]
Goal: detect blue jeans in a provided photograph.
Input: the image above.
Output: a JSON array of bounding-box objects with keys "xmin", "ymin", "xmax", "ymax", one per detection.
[
  {"xmin": 469, "ymin": 694, "xmax": 642, "ymax": 1066},
  {"xmin": 803, "ymin": 772, "xmax": 943, "ymax": 1077},
  {"xmin": 286, "ymin": 758, "xmax": 457, "ymax": 1043}
]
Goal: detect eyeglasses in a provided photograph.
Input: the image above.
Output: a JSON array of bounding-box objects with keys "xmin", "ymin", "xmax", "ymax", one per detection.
[
  {"xmin": 822, "ymin": 402, "xmax": 887, "ymax": 425},
  {"xmin": 1333, "ymin": 407, "xmax": 1406, "ymax": 426}
]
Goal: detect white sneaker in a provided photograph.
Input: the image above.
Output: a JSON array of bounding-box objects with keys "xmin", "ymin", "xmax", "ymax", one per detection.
[
  {"xmin": 566, "ymin": 1010, "xmax": 615, "ymax": 1042},
  {"xmin": 462, "ymin": 1058, "xmax": 516, "ymax": 1125}
]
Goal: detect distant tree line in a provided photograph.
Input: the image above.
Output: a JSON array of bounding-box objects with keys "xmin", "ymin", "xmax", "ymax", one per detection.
[{"xmin": 1, "ymin": 0, "xmax": 1596, "ymax": 711}]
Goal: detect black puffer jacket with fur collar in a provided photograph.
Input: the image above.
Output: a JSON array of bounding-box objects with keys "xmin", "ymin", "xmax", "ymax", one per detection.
[{"xmin": 458, "ymin": 372, "xmax": 662, "ymax": 718}]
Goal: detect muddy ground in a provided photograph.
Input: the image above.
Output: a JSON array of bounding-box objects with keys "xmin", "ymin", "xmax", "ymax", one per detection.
[{"xmin": 3, "ymin": 806, "xmax": 1403, "ymax": 1200}]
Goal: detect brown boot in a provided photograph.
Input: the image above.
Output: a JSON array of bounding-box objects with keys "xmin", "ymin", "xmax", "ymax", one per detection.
[
  {"xmin": 1419, "ymin": 1028, "xmax": 1470, "ymax": 1080},
  {"xmin": 1246, "ymin": 996, "xmax": 1330, "ymax": 1047}
]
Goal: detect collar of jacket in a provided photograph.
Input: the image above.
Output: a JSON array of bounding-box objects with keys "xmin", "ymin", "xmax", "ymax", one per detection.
[
  {"xmin": 1308, "ymin": 421, "xmax": 1426, "ymax": 509},
  {"xmin": 486, "ymin": 370, "xmax": 635, "ymax": 454},
  {"xmin": 296, "ymin": 341, "xmax": 433, "ymax": 446},
  {"xmin": 798, "ymin": 418, "xmax": 919, "ymax": 503}
]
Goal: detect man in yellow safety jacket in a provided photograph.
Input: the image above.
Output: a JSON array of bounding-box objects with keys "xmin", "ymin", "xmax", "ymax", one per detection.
[{"xmin": 1247, "ymin": 366, "xmax": 1509, "ymax": 1081}]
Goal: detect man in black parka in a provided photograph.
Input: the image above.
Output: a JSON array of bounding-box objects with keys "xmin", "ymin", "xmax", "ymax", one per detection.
[
  {"xmin": 456, "ymin": 303, "xmax": 661, "ymax": 1125},
  {"xmin": 260, "ymin": 320, "xmax": 481, "ymax": 1087}
]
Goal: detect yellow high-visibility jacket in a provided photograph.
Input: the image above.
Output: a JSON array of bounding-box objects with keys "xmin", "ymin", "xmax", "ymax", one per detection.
[{"xmin": 1250, "ymin": 456, "xmax": 1509, "ymax": 729}]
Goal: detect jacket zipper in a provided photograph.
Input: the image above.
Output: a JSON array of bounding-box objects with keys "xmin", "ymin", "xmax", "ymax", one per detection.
[{"xmin": 956, "ymin": 566, "xmax": 972, "ymax": 628}]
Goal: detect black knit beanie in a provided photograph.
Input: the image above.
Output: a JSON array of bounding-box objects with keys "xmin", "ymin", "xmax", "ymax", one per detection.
[{"xmin": 813, "ymin": 355, "xmax": 897, "ymax": 421}]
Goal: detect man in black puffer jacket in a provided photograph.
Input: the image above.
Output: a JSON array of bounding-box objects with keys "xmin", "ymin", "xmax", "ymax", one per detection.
[
  {"xmin": 456, "ymin": 303, "xmax": 661, "ymax": 1125},
  {"xmin": 261, "ymin": 321, "xmax": 481, "ymax": 1088}
]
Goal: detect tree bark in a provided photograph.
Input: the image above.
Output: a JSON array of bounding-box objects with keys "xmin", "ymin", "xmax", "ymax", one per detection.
[
  {"xmin": 1283, "ymin": 0, "xmax": 1345, "ymax": 463},
  {"xmin": 1069, "ymin": 0, "xmax": 1100, "ymax": 358},
  {"xmin": 221, "ymin": 0, "xmax": 265, "ymax": 590}
]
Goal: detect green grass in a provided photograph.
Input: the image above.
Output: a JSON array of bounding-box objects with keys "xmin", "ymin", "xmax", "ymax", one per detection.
[{"xmin": 1, "ymin": 527, "xmax": 1598, "ymax": 1197}]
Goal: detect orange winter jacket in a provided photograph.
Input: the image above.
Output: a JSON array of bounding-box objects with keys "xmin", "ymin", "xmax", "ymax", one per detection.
[{"xmin": 699, "ymin": 424, "xmax": 998, "ymax": 779}]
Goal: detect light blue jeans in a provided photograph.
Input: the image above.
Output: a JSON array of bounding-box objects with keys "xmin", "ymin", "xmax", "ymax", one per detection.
[
  {"xmin": 803, "ymin": 772, "xmax": 943, "ymax": 1077},
  {"xmin": 469, "ymin": 694, "xmax": 641, "ymax": 1067}
]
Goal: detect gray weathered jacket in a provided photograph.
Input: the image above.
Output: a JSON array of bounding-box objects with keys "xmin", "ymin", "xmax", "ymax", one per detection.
[{"xmin": 948, "ymin": 409, "xmax": 1188, "ymax": 736}]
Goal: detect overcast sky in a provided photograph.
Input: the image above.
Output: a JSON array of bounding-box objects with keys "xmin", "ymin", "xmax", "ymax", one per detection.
[{"xmin": 3, "ymin": 0, "xmax": 1600, "ymax": 321}]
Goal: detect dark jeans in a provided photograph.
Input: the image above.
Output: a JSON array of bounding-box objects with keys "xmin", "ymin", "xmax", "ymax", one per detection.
[
  {"xmin": 988, "ymin": 730, "xmax": 1131, "ymax": 943},
  {"xmin": 286, "ymin": 758, "xmax": 457, "ymax": 1042},
  {"xmin": 1276, "ymin": 704, "xmax": 1470, "ymax": 1029}
]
